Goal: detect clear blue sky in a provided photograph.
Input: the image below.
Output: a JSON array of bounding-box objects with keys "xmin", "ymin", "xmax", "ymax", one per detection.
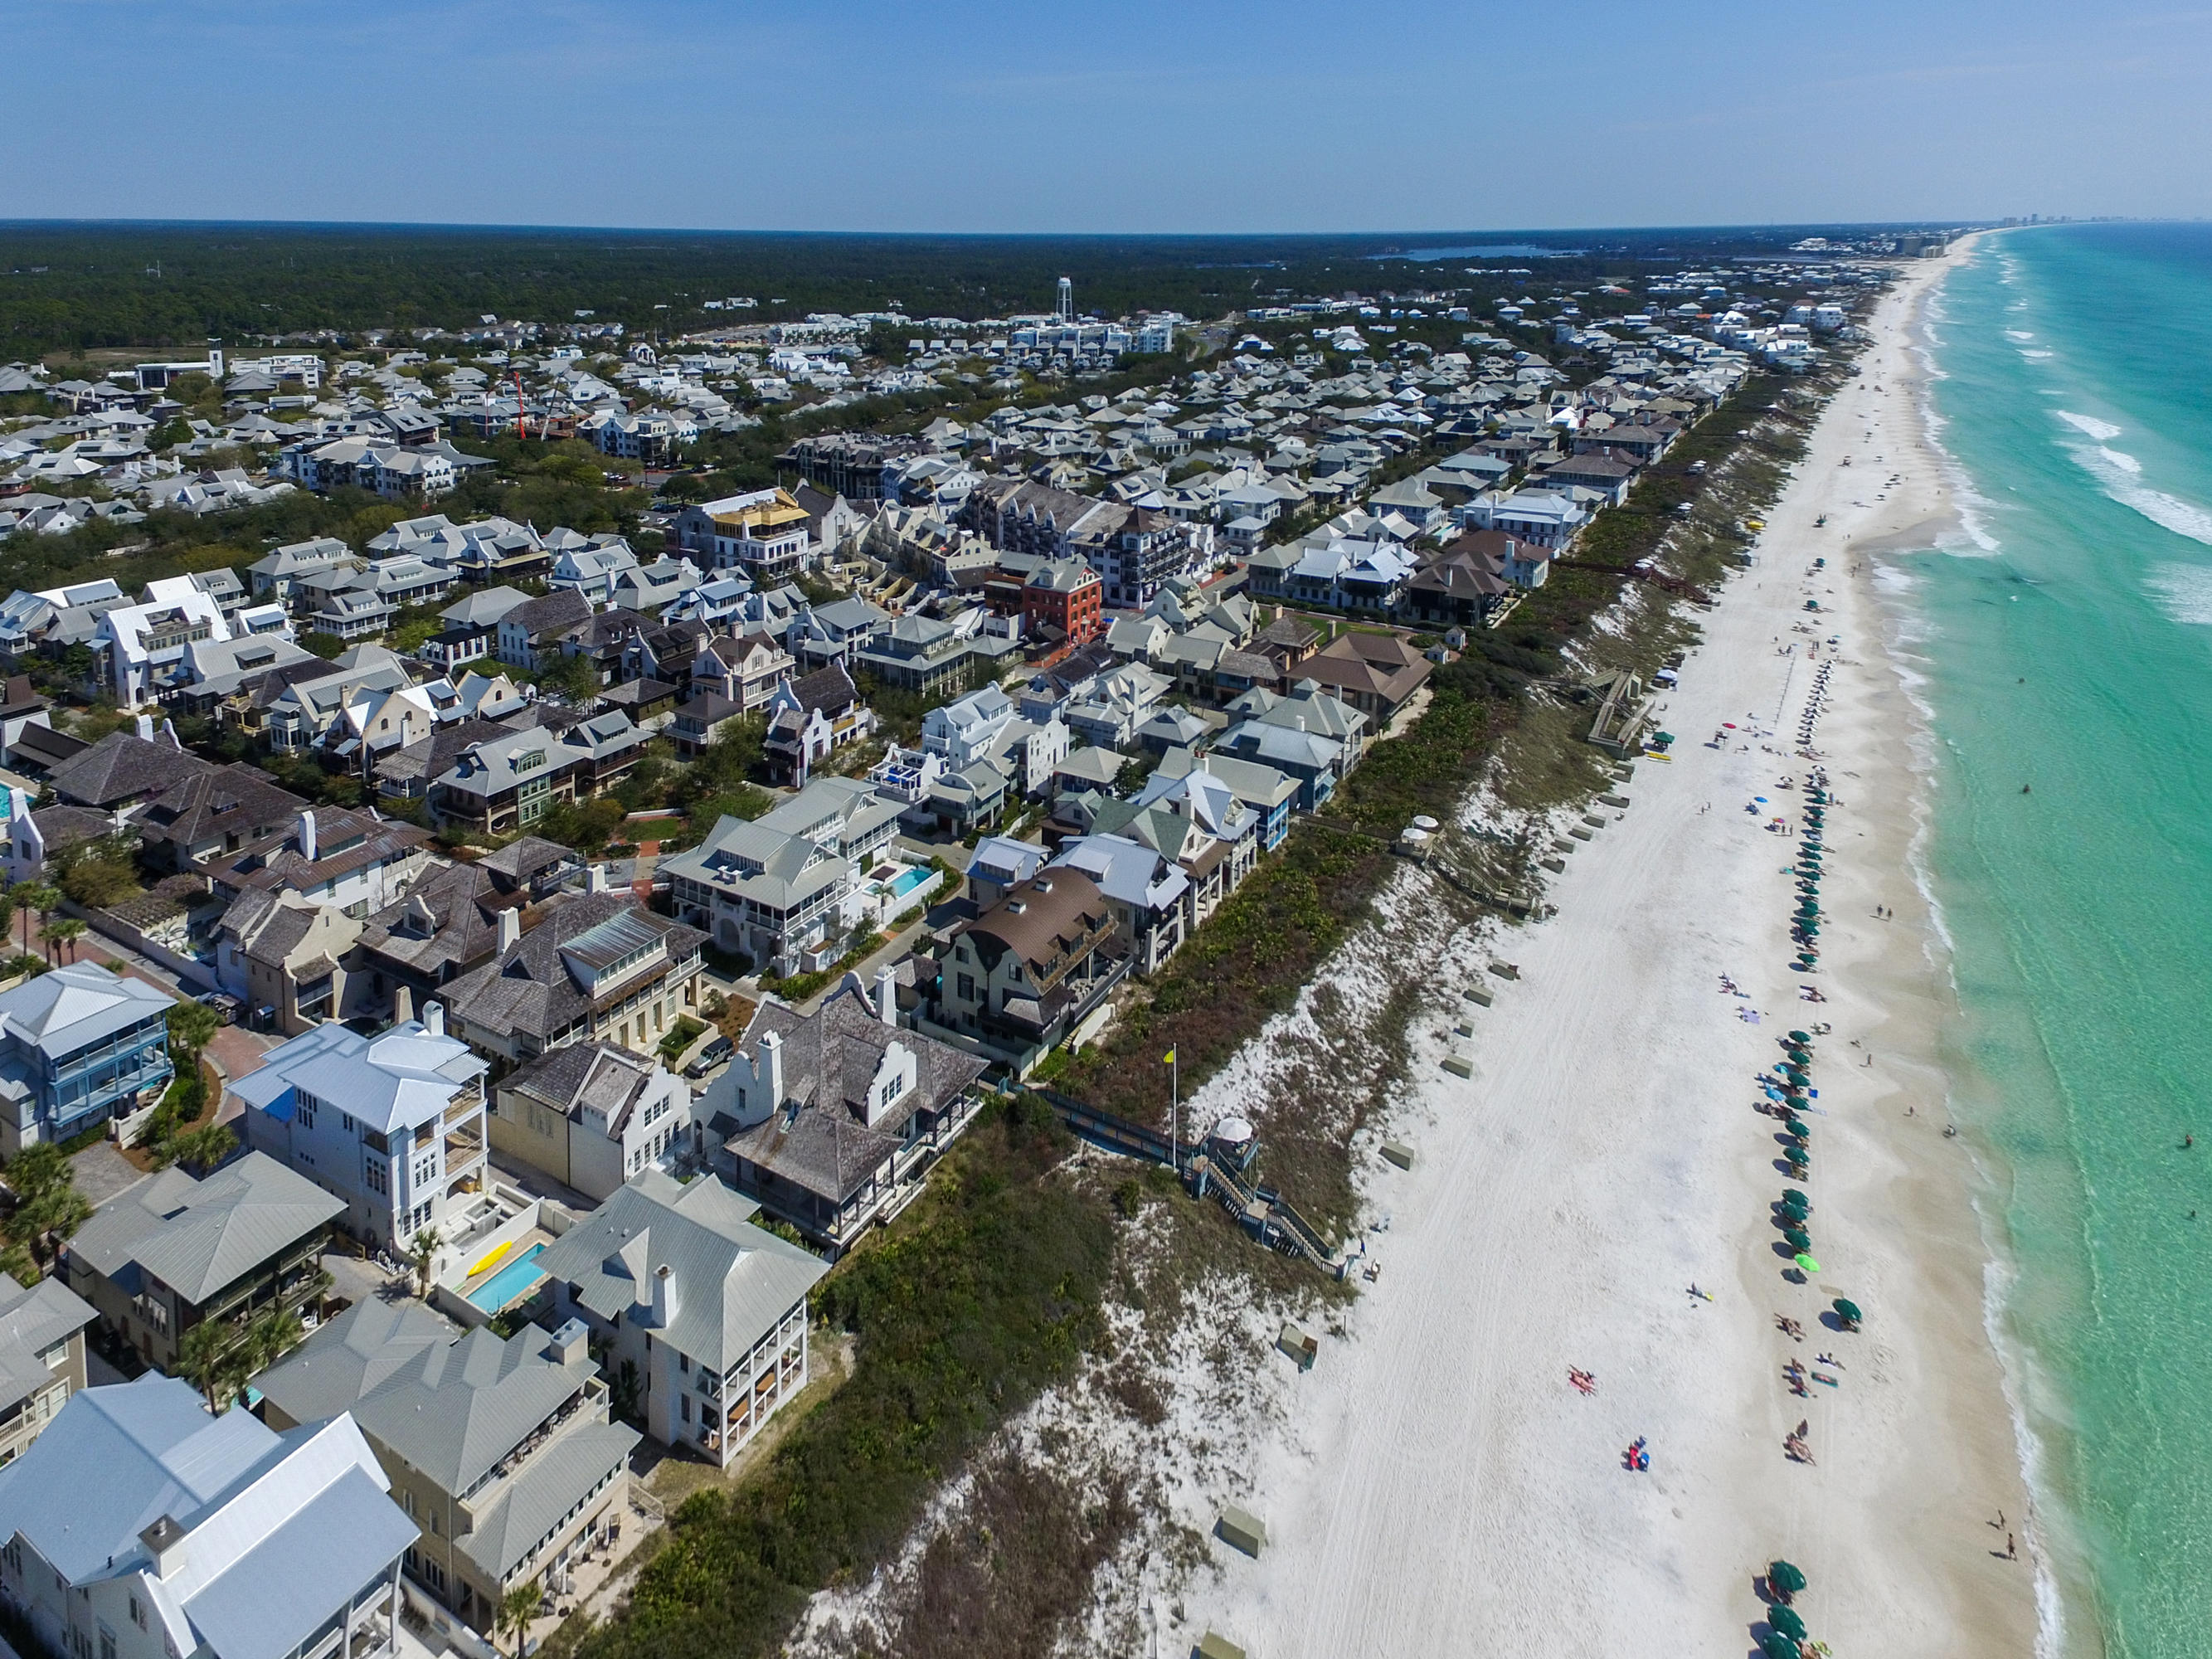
[{"xmin": 9, "ymin": 0, "xmax": 2208, "ymax": 232}]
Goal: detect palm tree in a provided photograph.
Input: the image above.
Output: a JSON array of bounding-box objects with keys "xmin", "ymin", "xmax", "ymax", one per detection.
[
  {"xmin": 406, "ymin": 1226, "xmax": 443, "ymax": 1300},
  {"xmin": 10, "ymin": 884, "xmax": 56, "ymax": 960},
  {"xmin": 5, "ymin": 1145, "xmax": 90, "ymax": 1276},
  {"xmin": 43, "ymin": 919, "xmax": 85, "ymax": 964},
  {"xmin": 159, "ymin": 1121, "xmax": 236, "ymax": 1175},
  {"xmin": 244, "ymin": 1305, "xmax": 304, "ymax": 1374},
  {"xmin": 177, "ymin": 1320, "xmax": 246, "ymax": 1414},
  {"xmin": 497, "ymin": 1579, "xmax": 542, "ymax": 1658}
]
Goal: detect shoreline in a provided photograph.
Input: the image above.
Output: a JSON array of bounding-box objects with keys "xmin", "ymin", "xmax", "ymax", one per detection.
[{"xmin": 1169, "ymin": 241, "xmax": 2042, "ymax": 1657}]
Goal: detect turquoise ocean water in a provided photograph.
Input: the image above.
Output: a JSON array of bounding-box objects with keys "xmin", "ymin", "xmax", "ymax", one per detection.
[{"xmin": 1903, "ymin": 224, "xmax": 2212, "ymax": 1658}]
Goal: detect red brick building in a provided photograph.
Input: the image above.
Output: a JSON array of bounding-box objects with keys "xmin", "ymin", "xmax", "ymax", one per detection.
[{"xmin": 1021, "ymin": 557, "xmax": 1104, "ymax": 646}]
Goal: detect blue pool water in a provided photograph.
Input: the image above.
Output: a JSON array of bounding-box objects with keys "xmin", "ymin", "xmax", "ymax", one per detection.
[
  {"xmin": 890, "ymin": 866, "xmax": 930, "ymax": 897},
  {"xmin": 466, "ymin": 1243, "xmax": 547, "ymax": 1311}
]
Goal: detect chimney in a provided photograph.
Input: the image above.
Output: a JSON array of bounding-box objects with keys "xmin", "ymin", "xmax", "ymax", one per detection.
[
  {"xmin": 874, "ymin": 968, "xmax": 897, "ymax": 1026},
  {"xmin": 159, "ymin": 718, "xmax": 182, "ymax": 751},
  {"xmin": 393, "ymin": 985, "xmax": 413, "ymax": 1025},
  {"xmin": 425, "ymin": 1001, "xmax": 445, "ymax": 1038},
  {"xmin": 497, "ymin": 906, "xmax": 521, "ymax": 953},
  {"xmin": 586, "ymin": 864, "xmax": 608, "ymax": 895},
  {"xmin": 134, "ymin": 713, "xmax": 155, "ymax": 741},
  {"xmin": 760, "ymin": 1029, "xmax": 784, "ymax": 1109},
  {"xmin": 299, "ymin": 810, "xmax": 318, "ymax": 864},
  {"xmin": 651, "ymin": 1262, "xmax": 676, "ymax": 1329},
  {"xmin": 139, "ymin": 1515, "xmax": 186, "ymax": 1580},
  {"xmin": 544, "ymin": 1316, "xmax": 589, "ymax": 1368}
]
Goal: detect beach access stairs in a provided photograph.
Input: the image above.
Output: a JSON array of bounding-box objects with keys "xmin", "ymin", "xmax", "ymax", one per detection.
[{"xmin": 1030, "ymin": 1087, "xmax": 1348, "ymax": 1279}]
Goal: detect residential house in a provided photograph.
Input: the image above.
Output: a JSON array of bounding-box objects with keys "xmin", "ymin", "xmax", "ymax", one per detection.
[
  {"xmin": 232, "ymin": 1014, "xmax": 489, "ymax": 1265},
  {"xmin": 492, "ymin": 1044, "xmax": 689, "ymax": 1201},
  {"xmin": 1061, "ymin": 662, "xmax": 1169, "ymax": 752},
  {"xmin": 0, "ymin": 962, "xmax": 175, "ymax": 1157},
  {"xmin": 1295, "ymin": 630, "xmax": 1434, "ymax": 724},
  {"xmin": 547, "ymin": 542, "xmax": 641, "ymax": 606},
  {"xmin": 430, "ymin": 712, "xmax": 644, "ymax": 836},
  {"xmin": 215, "ymin": 889, "xmax": 362, "ymax": 1034},
  {"xmin": 921, "ymin": 684, "xmax": 1016, "ymax": 770},
  {"xmin": 0, "ymin": 1375, "xmax": 416, "ymax": 1659},
  {"xmin": 1215, "ymin": 681, "xmax": 1368, "ymax": 810},
  {"xmin": 434, "ymin": 890, "xmax": 707, "ymax": 1073},
  {"xmin": 698, "ymin": 978, "xmax": 987, "ymax": 1253},
  {"xmin": 1019, "ymin": 558, "xmax": 1103, "ymax": 646},
  {"xmin": 533, "ymin": 1170, "xmax": 827, "ymax": 1467},
  {"xmin": 494, "ymin": 591, "xmax": 594, "ymax": 671},
  {"xmin": 1048, "ymin": 835, "xmax": 1191, "ymax": 974},
  {"xmin": 662, "ymin": 778, "xmax": 902, "ymax": 975},
  {"xmin": 761, "ymin": 665, "xmax": 874, "ymax": 786},
  {"xmin": 689, "ymin": 630, "xmax": 795, "ymax": 714},
  {"xmin": 787, "ymin": 597, "xmax": 889, "ymax": 672},
  {"xmin": 850, "ymin": 613, "xmax": 976, "ymax": 698},
  {"xmin": 62, "ymin": 1151, "xmax": 343, "ymax": 1374},
  {"xmin": 249, "ymin": 537, "xmax": 362, "ymax": 603},
  {"xmin": 670, "ymin": 489, "xmax": 813, "ymax": 583},
  {"xmin": 916, "ymin": 867, "xmax": 1126, "ymax": 1072},
  {"xmin": 0, "ymin": 1272, "xmax": 92, "ymax": 1467},
  {"xmin": 609, "ymin": 557, "xmax": 702, "ymax": 615},
  {"xmin": 256, "ymin": 1303, "xmax": 637, "ymax": 1638}
]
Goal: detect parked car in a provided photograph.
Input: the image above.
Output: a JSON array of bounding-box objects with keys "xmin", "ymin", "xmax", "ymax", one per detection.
[
  {"xmin": 195, "ymin": 990, "xmax": 242, "ymax": 1025},
  {"xmin": 683, "ymin": 1034, "xmax": 733, "ymax": 1078}
]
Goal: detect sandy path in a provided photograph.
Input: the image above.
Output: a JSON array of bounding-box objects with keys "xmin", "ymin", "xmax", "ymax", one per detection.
[{"xmin": 1180, "ymin": 242, "xmax": 2039, "ymax": 1658}]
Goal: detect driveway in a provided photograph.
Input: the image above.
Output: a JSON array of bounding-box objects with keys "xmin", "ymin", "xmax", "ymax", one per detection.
[{"xmin": 69, "ymin": 1140, "xmax": 143, "ymax": 1206}]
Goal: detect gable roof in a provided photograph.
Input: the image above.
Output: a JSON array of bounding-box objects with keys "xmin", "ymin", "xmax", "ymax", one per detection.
[{"xmin": 533, "ymin": 1169, "xmax": 826, "ymax": 1370}]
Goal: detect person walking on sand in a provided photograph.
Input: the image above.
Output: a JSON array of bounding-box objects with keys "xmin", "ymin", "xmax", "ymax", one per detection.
[{"xmin": 2007, "ymin": 1534, "xmax": 2018, "ymax": 1560}]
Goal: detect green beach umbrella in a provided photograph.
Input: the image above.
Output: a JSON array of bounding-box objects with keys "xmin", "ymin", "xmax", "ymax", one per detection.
[
  {"xmin": 1781, "ymin": 1192, "xmax": 1810, "ymax": 1212},
  {"xmin": 1784, "ymin": 1227, "xmax": 1812, "ymax": 1252},
  {"xmin": 1834, "ymin": 1297, "xmax": 1862, "ymax": 1327},
  {"xmin": 1787, "ymin": 1029, "xmax": 1811, "ymax": 1043},
  {"xmin": 1783, "ymin": 1186, "xmax": 1808, "ymax": 1204},
  {"xmin": 1795, "ymin": 1252, "xmax": 1821, "ymax": 1273},
  {"xmin": 1768, "ymin": 1605, "xmax": 1807, "ymax": 1642},
  {"xmin": 1767, "ymin": 1559, "xmax": 1807, "ymax": 1598},
  {"xmin": 1760, "ymin": 1634, "xmax": 1800, "ymax": 1659}
]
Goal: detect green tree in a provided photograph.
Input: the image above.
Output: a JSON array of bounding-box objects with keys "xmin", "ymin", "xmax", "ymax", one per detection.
[
  {"xmin": 177, "ymin": 1320, "xmax": 247, "ymax": 1414},
  {"xmin": 10, "ymin": 885, "xmax": 56, "ymax": 958},
  {"xmin": 407, "ymin": 1226, "xmax": 443, "ymax": 1300},
  {"xmin": 159, "ymin": 1121, "xmax": 236, "ymax": 1175},
  {"xmin": 300, "ymin": 632, "xmax": 347, "ymax": 660},
  {"xmin": 497, "ymin": 1579, "xmax": 542, "ymax": 1657},
  {"xmin": 5, "ymin": 1143, "xmax": 89, "ymax": 1277},
  {"xmin": 166, "ymin": 1000, "xmax": 221, "ymax": 1064},
  {"xmin": 244, "ymin": 1304, "xmax": 304, "ymax": 1374},
  {"xmin": 39, "ymin": 919, "xmax": 85, "ymax": 964}
]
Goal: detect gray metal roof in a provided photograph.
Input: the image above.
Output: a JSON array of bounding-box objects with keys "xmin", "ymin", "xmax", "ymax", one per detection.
[
  {"xmin": 256, "ymin": 1301, "xmax": 636, "ymax": 1507},
  {"xmin": 67, "ymin": 1151, "xmax": 345, "ymax": 1306},
  {"xmin": 229, "ymin": 1019, "xmax": 486, "ymax": 1138},
  {"xmin": 536, "ymin": 1170, "xmax": 824, "ymax": 1371},
  {"xmin": 459, "ymin": 1418, "xmax": 637, "ymax": 1581},
  {"xmin": 0, "ymin": 1376, "xmax": 415, "ymax": 1659},
  {"xmin": 0, "ymin": 961, "xmax": 173, "ymax": 1063},
  {"xmin": 0, "ymin": 1272, "xmax": 92, "ymax": 1412}
]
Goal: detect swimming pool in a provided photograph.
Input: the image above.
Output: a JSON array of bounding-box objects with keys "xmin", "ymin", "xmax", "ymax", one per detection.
[
  {"xmin": 889, "ymin": 866, "xmax": 930, "ymax": 898},
  {"xmin": 466, "ymin": 1243, "xmax": 547, "ymax": 1312}
]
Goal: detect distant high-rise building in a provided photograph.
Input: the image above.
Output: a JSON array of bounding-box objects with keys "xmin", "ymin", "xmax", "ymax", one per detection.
[{"xmin": 1055, "ymin": 277, "xmax": 1074, "ymax": 324}]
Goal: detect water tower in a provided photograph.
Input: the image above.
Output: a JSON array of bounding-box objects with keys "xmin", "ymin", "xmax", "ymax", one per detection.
[{"xmin": 1054, "ymin": 277, "xmax": 1074, "ymax": 324}]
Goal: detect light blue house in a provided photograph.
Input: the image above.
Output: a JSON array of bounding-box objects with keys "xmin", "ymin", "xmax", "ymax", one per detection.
[{"xmin": 0, "ymin": 962, "xmax": 174, "ymax": 1156}]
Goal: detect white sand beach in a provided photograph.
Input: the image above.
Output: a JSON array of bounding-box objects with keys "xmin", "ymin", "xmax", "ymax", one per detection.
[{"xmin": 1175, "ymin": 241, "xmax": 2041, "ymax": 1658}]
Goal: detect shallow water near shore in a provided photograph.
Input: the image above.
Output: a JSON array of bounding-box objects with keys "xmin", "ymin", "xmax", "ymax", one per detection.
[{"xmin": 1897, "ymin": 224, "xmax": 2212, "ymax": 1659}]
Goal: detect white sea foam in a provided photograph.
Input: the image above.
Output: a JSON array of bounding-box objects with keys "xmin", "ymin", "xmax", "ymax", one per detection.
[
  {"xmin": 1912, "ymin": 295, "xmax": 2003, "ymax": 555},
  {"xmin": 2019, "ymin": 349, "xmax": 2054, "ymax": 360},
  {"xmin": 2004, "ymin": 329, "xmax": 2036, "ymax": 342},
  {"xmin": 2054, "ymin": 411, "xmax": 2123, "ymax": 443},
  {"xmin": 2143, "ymin": 564, "xmax": 2212, "ymax": 624},
  {"xmin": 2057, "ymin": 438, "xmax": 2212, "ymax": 546}
]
